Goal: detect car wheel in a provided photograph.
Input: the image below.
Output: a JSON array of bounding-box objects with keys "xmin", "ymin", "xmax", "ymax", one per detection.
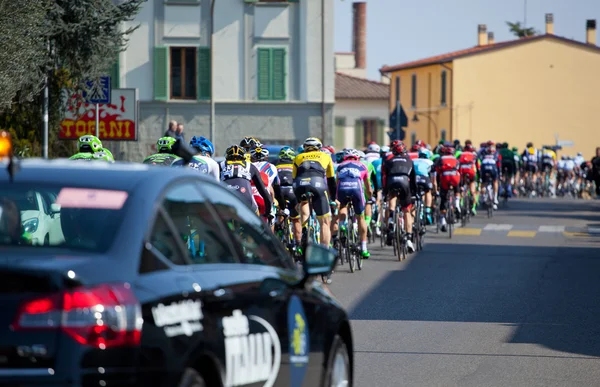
[
  {"xmin": 177, "ymin": 368, "xmax": 206, "ymax": 387},
  {"xmin": 44, "ymin": 234, "xmax": 49, "ymax": 246},
  {"xmin": 322, "ymin": 334, "xmax": 351, "ymax": 387}
]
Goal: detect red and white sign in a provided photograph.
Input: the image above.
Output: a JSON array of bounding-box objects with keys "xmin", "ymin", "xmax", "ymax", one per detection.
[{"xmin": 59, "ymin": 88, "xmax": 138, "ymax": 141}]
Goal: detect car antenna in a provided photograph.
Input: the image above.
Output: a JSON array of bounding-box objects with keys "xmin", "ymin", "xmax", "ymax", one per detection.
[{"xmin": 0, "ymin": 131, "xmax": 19, "ymax": 182}]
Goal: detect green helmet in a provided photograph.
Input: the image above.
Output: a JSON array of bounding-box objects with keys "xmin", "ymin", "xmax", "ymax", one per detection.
[
  {"xmin": 69, "ymin": 152, "xmax": 96, "ymax": 161},
  {"xmin": 157, "ymin": 137, "xmax": 177, "ymax": 153},
  {"xmin": 278, "ymin": 146, "xmax": 296, "ymax": 160},
  {"xmin": 512, "ymin": 146, "xmax": 518, "ymax": 152},
  {"xmin": 93, "ymin": 148, "xmax": 114, "ymax": 162},
  {"xmin": 78, "ymin": 135, "xmax": 103, "ymax": 153}
]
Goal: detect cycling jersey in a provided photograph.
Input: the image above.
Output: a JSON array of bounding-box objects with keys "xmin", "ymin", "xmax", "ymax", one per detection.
[
  {"xmin": 480, "ymin": 152, "xmax": 500, "ymax": 182},
  {"xmin": 382, "ymin": 153, "xmax": 417, "ymax": 210},
  {"xmin": 413, "ymin": 158, "xmax": 434, "ymax": 193},
  {"xmin": 361, "ymin": 159, "xmax": 378, "ymax": 193},
  {"xmin": 371, "ymin": 157, "xmax": 383, "ymax": 191},
  {"xmin": 143, "ymin": 153, "xmax": 182, "ymax": 166},
  {"xmin": 407, "ymin": 152, "xmax": 419, "ymax": 161},
  {"xmin": 253, "ymin": 161, "xmax": 280, "ymax": 187},
  {"xmin": 188, "ymin": 155, "xmax": 220, "ymax": 181},
  {"xmin": 542, "ymin": 149, "xmax": 557, "ymax": 164},
  {"xmin": 458, "ymin": 151, "xmax": 479, "ymax": 183},
  {"xmin": 436, "ymin": 155, "xmax": 461, "ymax": 191},
  {"xmin": 275, "ymin": 159, "xmax": 299, "ymax": 218},
  {"xmin": 364, "ymin": 151, "xmax": 380, "ymax": 165},
  {"xmin": 293, "ymin": 150, "xmax": 337, "ymax": 217},
  {"xmin": 220, "ymin": 159, "xmax": 272, "ymax": 213},
  {"xmin": 336, "ymin": 160, "xmax": 369, "ymax": 215}
]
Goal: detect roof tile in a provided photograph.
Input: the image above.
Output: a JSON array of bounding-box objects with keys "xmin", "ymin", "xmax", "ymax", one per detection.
[{"xmin": 335, "ymin": 72, "xmax": 389, "ymax": 100}]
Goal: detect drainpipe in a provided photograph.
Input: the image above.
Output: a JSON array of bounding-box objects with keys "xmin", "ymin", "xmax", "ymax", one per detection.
[
  {"xmin": 321, "ymin": 0, "xmax": 326, "ymax": 142},
  {"xmin": 210, "ymin": 0, "xmax": 216, "ymax": 144},
  {"xmin": 441, "ymin": 63, "xmax": 453, "ymax": 139}
]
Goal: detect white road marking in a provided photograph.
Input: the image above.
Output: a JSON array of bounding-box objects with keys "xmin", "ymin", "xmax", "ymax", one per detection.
[
  {"xmin": 588, "ymin": 227, "xmax": 600, "ymax": 235},
  {"xmin": 483, "ymin": 224, "xmax": 513, "ymax": 231},
  {"xmin": 538, "ymin": 225, "xmax": 565, "ymax": 233}
]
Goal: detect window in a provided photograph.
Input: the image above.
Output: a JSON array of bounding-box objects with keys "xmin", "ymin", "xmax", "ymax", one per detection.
[
  {"xmin": 411, "ymin": 74, "xmax": 417, "ymax": 108},
  {"xmin": 257, "ymin": 47, "xmax": 287, "ymax": 100},
  {"xmin": 395, "ymin": 76, "xmax": 400, "ymax": 103},
  {"xmin": 201, "ymin": 183, "xmax": 295, "ymax": 270},
  {"xmin": 161, "ymin": 183, "xmax": 238, "ymax": 265},
  {"xmin": 153, "ymin": 46, "xmax": 210, "ymax": 101},
  {"xmin": 441, "ymin": 129, "xmax": 447, "ymax": 142},
  {"xmin": 245, "ymin": 0, "xmax": 298, "ymax": 2},
  {"xmin": 411, "ymin": 132, "xmax": 416, "ymax": 147},
  {"xmin": 149, "ymin": 212, "xmax": 187, "ymax": 265},
  {"xmin": 362, "ymin": 120, "xmax": 378, "ymax": 146},
  {"xmin": 441, "ymin": 71, "xmax": 447, "ymax": 106}
]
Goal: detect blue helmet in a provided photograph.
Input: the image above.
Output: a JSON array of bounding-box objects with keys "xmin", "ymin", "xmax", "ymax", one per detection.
[
  {"xmin": 418, "ymin": 148, "xmax": 432, "ymax": 159},
  {"xmin": 190, "ymin": 136, "xmax": 215, "ymax": 156},
  {"xmin": 296, "ymin": 145, "xmax": 304, "ymax": 154}
]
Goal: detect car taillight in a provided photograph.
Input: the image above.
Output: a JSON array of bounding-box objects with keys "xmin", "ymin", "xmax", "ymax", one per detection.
[{"xmin": 13, "ymin": 283, "xmax": 143, "ymax": 349}]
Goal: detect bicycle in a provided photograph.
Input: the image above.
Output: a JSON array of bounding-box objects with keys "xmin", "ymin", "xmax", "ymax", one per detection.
[
  {"xmin": 481, "ymin": 174, "xmax": 494, "ymax": 218},
  {"xmin": 412, "ymin": 192, "xmax": 425, "ymax": 251},
  {"xmin": 445, "ymin": 187, "xmax": 456, "ymax": 239},
  {"xmin": 380, "ymin": 200, "xmax": 388, "ymax": 248},
  {"xmin": 339, "ymin": 198, "xmax": 362, "ymax": 272},
  {"xmin": 460, "ymin": 175, "xmax": 473, "ymax": 227},
  {"xmin": 275, "ymin": 205, "xmax": 295, "ymax": 258},
  {"xmin": 500, "ymin": 167, "xmax": 511, "ymax": 206},
  {"xmin": 390, "ymin": 190, "xmax": 409, "ymax": 261}
]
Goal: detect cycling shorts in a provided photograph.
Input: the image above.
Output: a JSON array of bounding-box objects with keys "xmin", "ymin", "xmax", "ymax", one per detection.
[
  {"xmin": 280, "ymin": 186, "xmax": 299, "ymax": 218},
  {"xmin": 525, "ymin": 163, "xmax": 538, "ymax": 174},
  {"xmin": 480, "ymin": 165, "xmax": 498, "ymax": 182},
  {"xmin": 416, "ymin": 175, "xmax": 432, "ymax": 193},
  {"xmin": 459, "ymin": 166, "xmax": 476, "ymax": 184},
  {"xmin": 542, "ymin": 162, "xmax": 554, "ymax": 173},
  {"xmin": 337, "ymin": 184, "xmax": 366, "ymax": 215},
  {"xmin": 223, "ymin": 178, "xmax": 257, "ymax": 211},
  {"xmin": 439, "ymin": 170, "xmax": 461, "ymax": 191},
  {"xmin": 293, "ymin": 176, "xmax": 330, "ymax": 217},
  {"xmin": 386, "ymin": 175, "xmax": 413, "ymax": 210},
  {"xmin": 501, "ymin": 162, "xmax": 515, "ymax": 177}
]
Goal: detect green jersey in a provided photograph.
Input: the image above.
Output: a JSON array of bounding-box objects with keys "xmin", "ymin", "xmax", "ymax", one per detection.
[
  {"xmin": 143, "ymin": 153, "xmax": 182, "ymax": 166},
  {"xmin": 498, "ymin": 148, "xmax": 516, "ymax": 165}
]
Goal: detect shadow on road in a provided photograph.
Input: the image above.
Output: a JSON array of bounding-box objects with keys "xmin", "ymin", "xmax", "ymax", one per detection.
[{"xmin": 349, "ymin": 243, "xmax": 600, "ymax": 357}]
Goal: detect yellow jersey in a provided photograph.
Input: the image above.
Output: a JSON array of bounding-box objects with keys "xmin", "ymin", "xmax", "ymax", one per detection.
[
  {"xmin": 292, "ymin": 151, "xmax": 335, "ymax": 179},
  {"xmin": 542, "ymin": 148, "xmax": 557, "ymax": 162}
]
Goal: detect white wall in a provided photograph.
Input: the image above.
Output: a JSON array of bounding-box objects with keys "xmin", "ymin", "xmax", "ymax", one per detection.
[
  {"xmin": 334, "ymin": 99, "xmax": 389, "ymax": 148},
  {"xmin": 123, "ymin": 0, "xmax": 154, "ymax": 101},
  {"xmin": 213, "ymin": 2, "xmax": 244, "ymax": 101},
  {"xmin": 335, "ymin": 53, "xmax": 355, "ymax": 69}
]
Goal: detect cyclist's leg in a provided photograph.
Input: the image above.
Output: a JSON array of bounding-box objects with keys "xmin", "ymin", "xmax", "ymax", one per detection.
[
  {"xmin": 312, "ymin": 186, "xmax": 332, "ymax": 247},
  {"xmin": 352, "ymin": 191, "xmax": 369, "ymax": 256},
  {"xmin": 492, "ymin": 167, "xmax": 499, "ymax": 204},
  {"xmin": 284, "ymin": 190, "xmax": 302, "ymax": 246}
]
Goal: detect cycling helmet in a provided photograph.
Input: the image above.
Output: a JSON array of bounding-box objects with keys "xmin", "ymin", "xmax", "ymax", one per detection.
[
  {"xmin": 240, "ymin": 136, "xmax": 260, "ymax": 150},
  {"xmin": 486, "ymin": 144, "xmax": 497, "ymax": 153},
  {"xmin": 279, "ymin": 146, "xmax": 296, "ymax": 160},
  {"xmin": 225, "ymin": 144, "xmax": 246, "ymax": 160},
  {"xmin": 453, "ymin": 139, "xmax": 461, "ymax": 147},
  {"xmin": 480, "ymin": 142, "xmax": 487, "ymax": 148},
  {"xmin": 78, "ymin": 135, "xmax": 103, "ymax": 153},
  {"xmin": 411, "ymin": 144, "xmax": 420, "ymax": 152},
  {"xmin": 577, "ymin": 152, "xmax": 583, "ymax": 156},
  {"xmin": 418, "ymin": 148, "xmax": 432, "ymax": 159},
  {"xmin": 380, "ymin": 145, "xmax": 390, "ymax": 154},
  {"xmin": 441, "ymin": 146, "xmax": 455, "ymax": 155},
  {"xmin": 463, "ymin": 144, "xmax": 475, "ymax": 152},
  {"xmin": 367, "ymin": 142, "xmax": 380, "ymax": 153},
  {"xmin": 93, "ymin": 150, "xmax": 114, "ymax": 162},
  {"xmin": 526, "ymin": 142, "xmax": 533, "ymax": 148},
  {"xmin": 335, "ymin": 151, "xmax": 345, "ymax": 163},
  {"xmin": 465, "ymin": 139, "xmax": 472, "ymax": 146},
  {"xmin": 157, "ymin": 136, "xmax": 177, "ymax": 153},
  {"xmin": 502, "ymin": 142, "xmax": 509, "ymax": 149},
  {"xmin": 303, "ymin": 137, "xmax": 322, "ymax": 152},
  {"xmin": 390, "ymin": 140, "xmax": 401, "ymax": 148},
  {"xmin": 250, "ymin": 146, "xmax": 269, "ymax": 162},
  {"xmin": 343, "ymin": 148, "xmax": 360, "ymax": 161},
  {"xmin": 512, "ymin": 146, "xmax": 518, "ymax": 153},
  {"xmin": 356, "ymin": 150, "xmax": 366, "ymax": 160},
  {"xmin": 322, "ymin": 145, "xmax": 335, "ymax": 155},
  {"xmin": 190, "ymin": 136, "xmax": 215, "ymax": 156},
  {"xmin": 561, "ymin": 155, "xmax": 566, "ymax": 160},
  {"xmin": 391, "ymin": 142, "xmax": 407, "ymax": 155}
]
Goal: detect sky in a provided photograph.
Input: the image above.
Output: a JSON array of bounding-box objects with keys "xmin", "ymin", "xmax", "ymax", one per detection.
[{"xmin": 334, "ymin": 0, "xmax": 600, "ymax": 80}]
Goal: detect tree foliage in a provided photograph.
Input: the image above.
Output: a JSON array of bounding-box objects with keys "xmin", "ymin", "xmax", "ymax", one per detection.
[
  {"xmin": 506, "ymin": 21, "xmax": 537, "ymax": 38},
  {"xmin": 0, "ymin": 0, "xmax": 143, "ymax": 157}
]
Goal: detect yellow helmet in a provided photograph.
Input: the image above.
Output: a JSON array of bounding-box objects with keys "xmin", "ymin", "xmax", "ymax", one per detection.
[{"xmin": 225, "ymin": 145, "xmax": 246, "ymax": 160}]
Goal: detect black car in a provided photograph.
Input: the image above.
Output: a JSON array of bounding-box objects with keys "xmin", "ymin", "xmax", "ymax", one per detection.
[{"xmin": 0, "ymin": 159, "xmax": 353, "ymax": 387}]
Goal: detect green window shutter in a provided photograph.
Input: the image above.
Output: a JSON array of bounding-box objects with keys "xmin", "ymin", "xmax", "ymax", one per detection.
[
  {"xmin": 109, "ymin": 58, "xmax": 120, "ymax": 89},
  {"xmin": 354, "ymin": 120, "xmax": 363, "ymax": 149},
  {"xmin": 154, "ymin": 46, "xmax": 169, "ymax": 101},
  {"xmin": 197, "ymin": 47, "xmax": 211, "ymax": 100},
  {"xmin": 271, "ymin": 48, "xmax": 286, "ymax": 100},
  {"xmin": 334, "ymin": 117, "xmax": 346, "ymax": 150},
  {"xmin": 258, "ymin": 48, "xmax": 272, "ymax": 100},
  {"xmin": 377, "ymin": 119, "xmax": 385, "ymax": 145}
]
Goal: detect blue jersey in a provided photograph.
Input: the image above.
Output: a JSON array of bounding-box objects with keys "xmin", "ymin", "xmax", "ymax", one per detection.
[
  {"xmin": 413, "ymin": 158, "xmax": 433, "ymax": 177},
  {"xmin": 188, "ymin": 155, "xmax": 210, "ymax": 173}
]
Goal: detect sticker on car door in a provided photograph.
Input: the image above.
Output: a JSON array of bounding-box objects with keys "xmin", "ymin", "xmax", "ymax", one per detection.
[
  {"xmin": 288, "ymin": 295, "xmax": 309, "ymax": 387},
  {"xmin": 223, "ymin": 309, "xmax": 281, "ymax": 387}
]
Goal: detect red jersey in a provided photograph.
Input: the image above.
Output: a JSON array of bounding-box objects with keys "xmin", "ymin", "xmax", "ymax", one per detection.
[{"xmin": 408, "ymin": 152, "xmax": 419, "ymax": 160}]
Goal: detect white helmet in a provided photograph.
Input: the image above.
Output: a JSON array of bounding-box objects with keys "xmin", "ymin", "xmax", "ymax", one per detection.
[
  {"xmin": 380, "ymin": 145, "xmax": 390, "ymax": 153},
  {"xmin": 367, "ymin": 143, "xmax": 381, "ymax": 153},
  {"xmin": 356, "ymin": 150, "xmax": 366, "ymax": 160}
]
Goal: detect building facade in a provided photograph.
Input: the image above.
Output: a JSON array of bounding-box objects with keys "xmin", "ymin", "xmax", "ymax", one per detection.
[
  {"xmin": 107, "ymin": 0, "xmax": 334, "ymax": 161},
  {"xmin": 380, "ymin": 15, "xmax": 600, "ymax": 158}
]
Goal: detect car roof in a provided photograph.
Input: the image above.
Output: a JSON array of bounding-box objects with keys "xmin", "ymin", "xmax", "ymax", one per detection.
[{"xmin": 0, "ymin": 158, "xmax": 211, "ymax": 191}]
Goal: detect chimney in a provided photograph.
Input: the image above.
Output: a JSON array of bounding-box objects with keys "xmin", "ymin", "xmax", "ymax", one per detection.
[
  {"xmin": 478, "ymin": 24, "xmax": 488, "ymax": 46},
  {"xmin": 587, "ymin": 19, "xmax": 597, "ymax": 45},
  {"xmin": 352, "ymin": 2, "xmax": 367, "ymax": 69},
  {"xmin": 488, "ymin": 32, "xmax": 495, "ymax": 44},
  {"xmin": 545, "ymin": 13, "xmax": 554, "ymax": 34}
]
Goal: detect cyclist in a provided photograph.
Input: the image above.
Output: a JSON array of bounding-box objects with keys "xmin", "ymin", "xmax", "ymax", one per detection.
[
  {"xmin": 188, "ymin": 136, "xmax": 219, "ymax": 180},
  {"xmin": 69, "ymin": 135, "xmax": 114, "ymax": 161},
  {"xmin": 499, "ymin": 142, "xmax": 518, "ymax": 197},
  {"xmin": 407, "ymin": 143, "xmax": 420, "ymax": 160},
  {"xmin": 364, "ymin": 142, "xmax": 381, "ymax": 164},
  {"xmin": 436, "ymin": 145, "xmax": 461, "ymax": 232},
  {"xmin": 522, "ymin": 142, "xmax": 541, "ymax": 176},
  {"xmin": 370, "ymin": 145, "xmax": 388, "ymax": 235},
  {"xmin": 240, "ymin": 136, "xmax": 261, "ymax": 162},
  {"xmin": 480, "ymin": 142, "xmax": 501, "ymax": 209},
  {"xmin": 453, "ymin": 139, "xmax": 463, "ymax": 152},
  {"xmin": 382, "ymin": 141, "xmax": 416, "ymax": 252},
  {"xmin": 322, "ymin": 145, "xmax": 337, "ymax": 170},
  {"xmin": 433, "ymin": 140, "xmax": 445, "ymax": 155},
  {"xmin": 220, "ymin": 145, "xmax": 272, "ymax": 216},
  {"xmin": 357, "ymin": 150, "xmax": 378, "ymax": 236},
  {"xmin": 251, "ymin": 146, "xmax": 283, "ymax": 220},
  {"xmin": 275, "ymin": 146, "xmax": 302, "ymax": 251},
  {"xmin": 292, "ymin": 137, "xmax": 337, "ymax": 250},
  {"xmin": 336, "ymin": 148, "xmax": 373, "ymax": 259},
  {"xmin": 458, "ymin": 143, "xmax": 479, "ymax": 215},
  {"xmin": 143, "ymin": 137, "xmax": 183, "ymax": 166},
  {"xmin": 414, "ymin": 148, "xmax": 434, "ymax": 224}
]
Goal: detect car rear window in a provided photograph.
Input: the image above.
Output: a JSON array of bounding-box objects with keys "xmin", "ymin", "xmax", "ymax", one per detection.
[{"xmin": 0, "ymin": 184, "xmax": 129, "ymax": 252}]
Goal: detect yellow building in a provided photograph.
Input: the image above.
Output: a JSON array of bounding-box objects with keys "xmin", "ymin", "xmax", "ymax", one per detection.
[{"xmin": 380, "ymin": 15, "xmax": 600, "ymax": 158}]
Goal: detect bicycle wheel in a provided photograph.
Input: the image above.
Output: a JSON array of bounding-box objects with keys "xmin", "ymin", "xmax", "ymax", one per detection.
[
  {"xmin": 347, "ymin": 209, "xmax": 357, "ymax": 272},
  {"xmin": 355, "ymin": 219, "xmax": 363, "ymax": 270},
  {"xmin": 447, "ymin": 198, "xmax": 454, "ymax": 239},
  {"xmin": 413, "ymin": 202, "xmax": 422, "ymax": 251},
  {"xmin": 395, "ymin": 211, "xmax": 404, "ymax": 261}
]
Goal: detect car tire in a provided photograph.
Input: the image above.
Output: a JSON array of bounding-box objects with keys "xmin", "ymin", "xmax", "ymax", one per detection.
[
  {"xmin": 322, "ymin": 334, "xmax": 351, "ymax": 387},
  {"xmin": 44, "ymin": 234, "xmax": 49, "ymax": 246},
  {"xmin": 177, "ymin": 368, "xmax": 206, "ymax": 387}
]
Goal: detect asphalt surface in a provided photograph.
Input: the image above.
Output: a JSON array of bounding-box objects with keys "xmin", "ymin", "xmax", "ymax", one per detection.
[{"xmin": 329, "ymin": 198, "xmax": 600, "ymax": 387}]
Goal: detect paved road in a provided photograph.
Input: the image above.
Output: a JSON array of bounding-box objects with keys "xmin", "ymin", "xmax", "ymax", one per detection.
[{"xmin": 329, "ymin": 198, "xmax": 600, "ymax": 387}]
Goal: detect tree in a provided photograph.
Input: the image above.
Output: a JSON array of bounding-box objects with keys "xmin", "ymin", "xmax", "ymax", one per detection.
[
  {"xmin": 506, "ymin": 21, "xmax": 537, "ymax": 38},
  {"xmin": 0, "ymin": 0, "xmax": 143, "ymax": 157}
]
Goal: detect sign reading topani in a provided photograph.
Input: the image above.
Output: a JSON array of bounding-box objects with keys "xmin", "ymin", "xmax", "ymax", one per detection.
[{"xmin": 59, "ymin": 88, "xmax": 138, "ymax": 141}]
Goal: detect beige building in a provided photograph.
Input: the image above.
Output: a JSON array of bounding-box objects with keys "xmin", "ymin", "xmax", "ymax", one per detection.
[
  {"xmin": 380, "ymin": 15, "xmax": 600, "ymax": 158},
  {"xmin": 333, "ymin": 1, "xmax": 389, "ymax": 151}
]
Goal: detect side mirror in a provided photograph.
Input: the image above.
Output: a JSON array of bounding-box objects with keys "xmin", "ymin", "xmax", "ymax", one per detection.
[
  {"xmin": 303, "ymin": 244, "xmax": 337, "ymax": 277},
  {"xmin": 50, "ymin": 203, "xmax": 61, "ymax": 214}
]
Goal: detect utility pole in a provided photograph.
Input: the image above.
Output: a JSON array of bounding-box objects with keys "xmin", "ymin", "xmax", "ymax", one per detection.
[
  {"xmin": 43, "ymin": 40, "xmax": 50, "ymax": 159},
  {"xmin": 209, "ymin": 0, "xmax": 216, "ymax": 144},
  {"xmin": 524, "ymin": 0, "xmax": 527, "ymax": 28}
]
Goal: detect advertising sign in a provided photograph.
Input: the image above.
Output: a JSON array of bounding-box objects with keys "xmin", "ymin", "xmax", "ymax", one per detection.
[{"xmin": 59, "ymin": 88, "xmax": 138, "ymax": 141}]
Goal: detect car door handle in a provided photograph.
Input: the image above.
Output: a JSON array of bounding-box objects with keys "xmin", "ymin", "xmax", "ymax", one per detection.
[{"xmin": 211, "ymin": 288, "xmax": 234, "ymax": 300}]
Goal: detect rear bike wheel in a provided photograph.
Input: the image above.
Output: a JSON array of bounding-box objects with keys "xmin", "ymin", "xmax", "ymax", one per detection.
[
  {"xmin": 413, "ymin": 202, "xmax": 422, "ymax": 252},
  {"xmin": 395, "ymin": 210, "xmax": 404, "ymax": 261},
  {"xmin": 346, "ymin": 217, "xmax": 356, "ymax": 273}
]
